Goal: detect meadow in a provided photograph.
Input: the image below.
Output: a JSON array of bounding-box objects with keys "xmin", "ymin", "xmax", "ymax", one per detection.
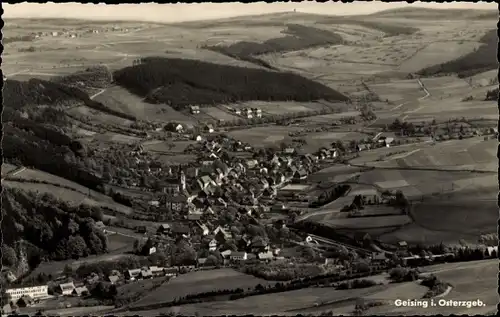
[{"xmin": 130, "ymin": 268, "xmax": 274, "ymax": 308}]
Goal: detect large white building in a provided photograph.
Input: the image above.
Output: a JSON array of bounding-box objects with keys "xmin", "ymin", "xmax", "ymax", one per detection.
[{"xmin": 6, "ymin": 285, "xmax": 49, "ymax": 301}]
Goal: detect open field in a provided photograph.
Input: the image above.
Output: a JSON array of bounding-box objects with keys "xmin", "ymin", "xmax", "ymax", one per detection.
[
  {"xmin": 356, "ymin": 138, "xmax": 498, "ymax": 172},
  {"xmin": 93, "ymin": 86, "xmax": 196, "ymax": 125},
  {"xmin": 4, "ymin": 167, "xmax": 133, "ymax": 215},
  {"xmin": 398, "ymin": 41, "xmax": 483, "ymax": 73},
  {"xmin": 228, "ymin": 126, "xmax": 303, "ymax": 146},
  {"xmin": 67, "ymin": 105, "xmax": 135, "ymax": 127},
  {"xmin": 1, "ymin": 163, "xmax": 19, "ymax": 176},
  {"xmin": 142, "ymin": 140, "xmax": 195, "ymax": 153},
  {"xmin": 131, "ymin": 268, "xmax": 274, "ymax": 308},
  {"xmin": 231, "ymin": 100, "xmax": 331, "ymax": 115},
  {"xmin": 107, "ymin": 232, "xmax": 136, "ymax": 252},
  {"xmin": 367, "ymin": 260, "xmax": 498, "ymax": 315}
]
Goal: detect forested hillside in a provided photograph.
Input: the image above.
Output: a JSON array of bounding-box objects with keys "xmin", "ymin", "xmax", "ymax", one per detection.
[
  {"xmin": 417, "ymin": 29, "xmax": 498, "ymax": 78},
  {"xmin": 113, "ymin": 57, "xmax": 349, "ymax": 109},
  {"xmin": 1, "ymin": 188, "xmax": 108, "ymax": 271}
]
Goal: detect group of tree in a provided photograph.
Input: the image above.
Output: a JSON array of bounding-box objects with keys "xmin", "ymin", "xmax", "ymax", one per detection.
[
  {"xmin": 112, "ymin": 57, "xmax": 349, "ymax": 110},
  {"xmin": 310, "ymin": 184, "xmax": 351, "ymax": 208},
  {"xmin": 206, "ymin": 24, "xmax": 344, "ymax": 67},
  {"xmin": 485, "ymin": 87, "xmax": 498, "ymax": 101},
  {"xmin": 2, "ymin": 188, "xmax": 108, "ymax": 273},
  {"xmin": 52, "ymin": 65, "xmax": 113, "ymax": 89}
]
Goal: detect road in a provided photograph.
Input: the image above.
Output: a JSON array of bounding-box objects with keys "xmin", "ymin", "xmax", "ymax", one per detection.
[{"xmin": 1, "ymin": 166, "xmax": 26, "ymax": 181}]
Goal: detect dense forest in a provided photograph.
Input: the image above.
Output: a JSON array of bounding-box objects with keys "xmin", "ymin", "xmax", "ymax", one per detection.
[
  {"xmin": 112, "ymin": 57, "xmax": 349, "ymax": 109},
  {"xmin": 52, "ymin": 65, "xmax": 113, "ymax": 90},
  {"xmin": 417, "ymin": 29, "xmax": 498, "ymax": 78},
  {"xmin": 206, "ymin": 24, "xmax": 344, "ymax": 68},
  {"xmin": 1, "ymin": 188, "xmax": 108, "ymax": 271}
]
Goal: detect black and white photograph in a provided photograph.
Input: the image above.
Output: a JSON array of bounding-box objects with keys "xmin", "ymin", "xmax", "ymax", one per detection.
[{"xmin": 1, "ymin": 1, "xmax": 498, "ymax": 316}]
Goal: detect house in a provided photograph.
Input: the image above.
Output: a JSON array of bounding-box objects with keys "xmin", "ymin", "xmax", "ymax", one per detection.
[
  {"xmin": 283, "ymin": 147, "xmax": 296, "ymax": 155},
  {"xmin": 305, "ymin": 235, "xmax": 314, "ymax": 243},
  {"xmin": 197, "ymin": 175, "xmax": 215, "ymax": 190},
  {"xmin": 257, "ymin": 251, "xmax": 274, "ymax": 261},
  {"xmin": 251, "ymin": 237, "xmax": 269, "ymax": 253},
  {"xmin": 293, "ymin": 168, "xmax": 308, "ymax": 181},
  {"xmin": 93, "ymin": 221, "xmax": 106, "ymax": 231},
  {"xmin": 85, "ymin": 273, "xmax": 100, "ymax": 285},
  {"xmin": 190, "ymin": 105, "xmax": 200, "ymax": 114},
  {"xmin": 208, "ymin": 238, "xmax": 218, "ymax": 251},
  {"xmin": 51, "ymin": 31, "xmax": 58, "ymax": 37},
  {"xmin": 150, "ymin": 266, "xmax": 165, "ymax": 277},
  {"xmin": 165, "ymin": 194, "xmax": 188, "ymax": 212},
  {"xmin": 254, "ymin": 108, "xmax": 262, "ymax": 118},
  {"xmin": 371, "ymin": 252, "xmax": 388, "ymax": 264},
  {"xmin": 107, "ymin": 275, "xmax": 120, "ymax": 285},
  {"xmin": 149, "ymin": 200, "xmax": 160, "ymax": 207},
  {"xmin": 214, "ymin": 227, "xmax": 232, "ymax": 243},
  {"xmin": 125, "ymin": 269, "xmax": 142, "ymax": 280},
  {"xmin": 72, "ymin": 286, "xmax": 89, "ymax": 297},
  {"xmin": 397, "ymin": 241, "xmax": 408, "ymax": 249},
  {"xmin": 16, "ymin": 295, "xmax": 34, "ymax": 308},
  {"xmin": 141, "ymin": 268, "xmax": 153, "ymax": 279},
  {"xmin": 59, "ymin": 282, "xmax": 76, "ymax": 296},
  {"xmin": 245, "ymin": 159, "xmax": 259, "ymax": 169},
  {"xmin": 357, "ymin": 144, "xmax": 368, "ymax": 152},
  {"xmin": 197, "ymin": 258, "xmax": 207, "ymax": 267},
  {"xmin": 157, "ymin": 224, "xmax": 171, "ymax": 235},
  {"xmin": 230, "ymin": 252, "xmax": 248, "ymax": 261},
  {"xmin": 164, "ymin": 267, "xmax": 180, "ymax": 277},
  {"xmin": 195, "ymin": 222, "xmax": 210, "ymax": 236},
  {"xmin": 221, "ymin": 249, "xmax": 232, "ymax": 259},
  {"xmin": 187, "ymin": 208, "xmax": 203, "ymax": 221},
  {"xmin": 5, "ymin": 285, "xmax": 49, "ymax": 302},
  {"xmin": 2, "ymin": 304, "xmax": 12, "ymax": 315},
  {"xmin": 384, "ymin": 137, "xmax": 394, "ymax": 147},
  {"xmin": 195, "ymin": 135, "xmax": 203, "ymax": 142},
  {"xmin": 204, "ymin": 124, "xmax": 215, "ymax": 133}
]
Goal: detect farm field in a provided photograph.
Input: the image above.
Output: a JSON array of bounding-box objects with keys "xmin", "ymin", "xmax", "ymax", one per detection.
[
  {"xmin": 1, "ymin": 163, "xmax": 18, "ymax": 176},
  {"xmin": 4, "ymin": 167, "xmax": 133, "ymax": 215},
  {"xmin": 322, "ymin": 215, "xmax": 412, "ymax": 229},
  {"xmin": 230, "ymin": 100, "xmax": 330, "ymax": 116},
  {"xmin": 130, "ymin": 268, "xmax": 274, "ymax": 308},
  {"xmin": 142, "ymin": 140, "xmax": 195, "ymax": 153},
  {"xmin": 366, "ymin": 79, "xmax": 426, "ymax": 103},
  {"xmin": 398, "ymin": 41, "xmax": 482, "ymax": 73},
  {"xmin": 368, "ymin": 260, "xmax": 498, "ymax": 316},
  {"xmin": 67, "ymin": 105, "xmax": 135, "ymax": 127},
  {"xmin": 93, "ymin": 86, "xmax": 196, "ymax": 125},
  {"xmin": 357, "ymin": 138, "xmax": 497, "ymax": 172},
  {"xmin": 158, "ymin": 284, "xmax": 389, "ymax": 316},
  {"xmin": 202, "ymin": 106, "xmax": 241, "ymax": 121},
  {"xmin": 228, "ymin": 126, "xmax": 303, "ymax": 147},
  {"xmin": 107, "ymin": 232, "xmax": 136, "ymax": 252}
]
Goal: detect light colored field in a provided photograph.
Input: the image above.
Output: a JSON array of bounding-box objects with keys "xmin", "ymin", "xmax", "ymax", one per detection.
[
  {"xmin": 367, "ymin": 79, "xmax": 425, "ymax": 103},
  {"xmin": 365, "ymin": 138, "xmax": 497, "ymax": 171},
  {"xmin": 162, "ymin": 285, "xmax": 388, "ymax": 316},
  {"xmin": 398, "ymin": 41, "xmax": 482, "ymax": 73},
  {"xmin": 228, "ymin": 126, "xmax": 302, "ymax": 147},
  {"xmin": 132, "ymin": 268, "xmax": 273, "ymax": 308},
  {"xmin": 91, "ymin": 132, "xmax": 141, "ymax": 145},
  {"xmin": 142, "ymin": 140, "xmax": 195, "ymax": 153},
  {"xmin": 468, "ymin": 69, "xmax": 498, "ymax": 87},
  {"xmin": 281, "ymin": 184, "xmax": 311, "ymax": 191},
  {"xmin": 1, "ymin": 163, "xmax": 18, "ymax": 176},
  {"xmin": 67, "ymin": 105, "xmax": 134, "ymax": 127},
  {"xmin": 369, "ymin": 260, "xmax": 498, "ymax": 315},
  {"xmin": 93, "ymin": 86, "xmax": 195, "ymax": 125},
  {"xmin": 4, "ymin": 168, "xmax": 133, "ymax": 215},
  {"xmin": 374, "ymin": 179, "xmax": 410, "ymax": 189},
  {"xmin": 157, "ymin": 154, "xmax": 197, "ymax": 165},
  {"xmin": 202, "ymin": 107, "xmax": 240, "ymax": 121},
  {"xmin": 106, "ymin": 233, "xmax": 136, "ymax": 252},
  {"xmin": 323, "ymin": 215, "xmax": 412, "ymax": 229}
]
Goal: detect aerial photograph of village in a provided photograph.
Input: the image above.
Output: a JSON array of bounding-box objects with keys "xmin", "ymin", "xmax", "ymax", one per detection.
[{"xmin": 1, "ymin": 1, "xmax": 498, "ymax": 316}]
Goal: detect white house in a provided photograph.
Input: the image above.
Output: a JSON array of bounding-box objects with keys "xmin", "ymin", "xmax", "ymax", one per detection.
[
  {"xmin": 208, "ymin": 239, "xmax": 218, "ymax": 251},
  {"xmin": 221, "ymin": 249, "xmax": 232, "ymax": 258},
  {"xmin": 5, "ymin": 285, "xmax": 49, "ymax": 302},
  {"xmin": 257, "ymin": 251, "xmax": 274, "ymax": 261},
  {"xmin": 305, "ymin": 235, "xmax": 314, "ymax": 243},
  {"xmin": 59, "ymin": 282, "xmax": 76, "ymax": 296},
  {"xmin": 195, "ymin": 135, "xmax": 203, "ymax": 142},
  {"xmin": 175, "ymin": 124, "xmax": 184, "ymax": 133},
  {"xmin": 230, "ymin": 252, "xmax": 248, "ymax": 261}
]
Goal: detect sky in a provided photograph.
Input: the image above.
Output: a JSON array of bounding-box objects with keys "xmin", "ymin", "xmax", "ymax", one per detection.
[{"xmin": 3, "ymin": 2, "xmax": 497, "ymax": 23}]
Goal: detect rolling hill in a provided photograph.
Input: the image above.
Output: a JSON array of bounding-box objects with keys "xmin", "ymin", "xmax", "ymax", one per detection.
[
  {"xmin": 416, "ymin": 29, "xmax": 498, "ymax": 78},
  {"xmin": 112, "ymin": 56, "xmax": 350, "ymax": 110}
]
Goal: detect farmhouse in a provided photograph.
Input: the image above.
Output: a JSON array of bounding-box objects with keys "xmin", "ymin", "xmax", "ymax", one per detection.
[
  {"xmin": 208, "ymin": 238, "xmax": 218, "ymax": 251},
  {"xmin": 257, "ymin": 251, "xmax": 274, "ymax": 261},
  {"xmin": 107, "ymin": 275, "xmax": 120, "ymax": 284},
  {"xmin": 125, "ymin": 269, "xmax": 142, "ymax": 280},
  {"xmin": 204, "ymin": 124, "xmax": 215, "ymax": 133},
  {"xmin": 190, "ymin": 105, "xmax": 200, "ymax": 114},
  {"xmin": 5, "ymin": 285, "xmax": 49, "ymax": 302},
  {"xmin": 59, "ymin": 282, "xmax": 76, "ymax": 296},
  {"xmin": 72, "ymin": 286, "xmax": 89, "ymax": 297},
  {"xmin": 230, "ymin": 252, "xmax": 248, "ymax": 261},
  {"xmin": 157, "ymin": 223, "xmax": 171, "ymax": 235}
]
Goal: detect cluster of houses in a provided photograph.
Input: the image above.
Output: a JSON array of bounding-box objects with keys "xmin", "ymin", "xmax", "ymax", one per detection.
[{"xmin": 229, "ymin": 107, "xmax": 263, "ymax": 119}]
